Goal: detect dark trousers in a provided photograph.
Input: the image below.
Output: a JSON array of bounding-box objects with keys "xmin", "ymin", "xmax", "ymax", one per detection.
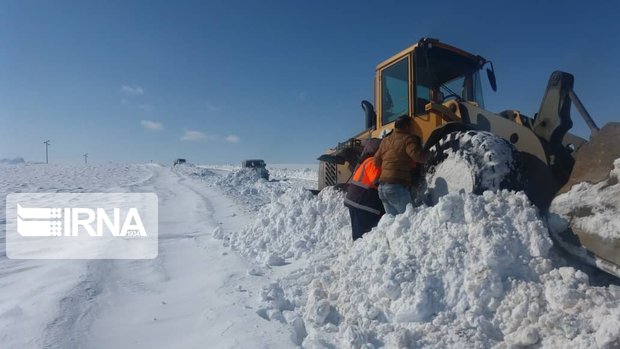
[{"xmin": 348, "ymin": 207, "xmax": 382, "ymax": 241}]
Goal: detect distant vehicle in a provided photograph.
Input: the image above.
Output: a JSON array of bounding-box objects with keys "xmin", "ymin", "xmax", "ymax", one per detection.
[
  {"xmin": 242, "ymin": 159, "xmax": 269, "ymax": 180},
  {"xmin": 173, "ymin": 158, "xmax": 186, "ymax": 166}
]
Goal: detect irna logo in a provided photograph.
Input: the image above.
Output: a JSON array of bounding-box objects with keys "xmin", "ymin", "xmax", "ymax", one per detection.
[
  {"xmin": 17, "ymin": 205, "xmax": 147, "ymax": 237},
  {"xmin": 6, "ymin": 193, "xmax": 158, "ymax": 259}
]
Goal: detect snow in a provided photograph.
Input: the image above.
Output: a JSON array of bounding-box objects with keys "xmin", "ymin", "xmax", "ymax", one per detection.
[
  {"xmin": 197, "ymin": 165, "xmax": 317, "ymax": 213},
  {"xmin": 0, "ymin": 163, "xmax": 290, "ymax": 348},
  {"xmin": 0, "ymin": 163, "xmax": 153, "ymax": 193},
  {"xmin": 198, "ymin": 163, "xmax": 317, "ymax": 182},
  {"xmin": 427, "ymin": 131, "xmax": 514, "ymax": 196},
  {"xmin": 200, "ymin": 164, "xmax": 619, "ymax": 348},
  {"xmin": 246, "ymin": 191, "xmax": 619, "ymax": 348},
  {"xmin": 215, "ymin": 187, "xmax": 351, "ymax": 264},
  {"xmin": 0, "ymin": 163, "xmax": 153, "ymax": 348},
  {"xmin": 426, "ymin": 155, "xmax": 474, "ymax": 204},
  {"xmin": 267, "ymin": 164, "xmax": 318, "ymax": 182},
  {"xmin": 549, "ymin": 158, "xmax": 620, "ymax": 241},
  {"xmin": 1, "ymin": 161, "xmax": 619, "ymax": 348}
]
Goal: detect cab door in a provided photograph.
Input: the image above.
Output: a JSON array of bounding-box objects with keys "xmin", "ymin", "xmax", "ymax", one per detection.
[{"xmin": 376, "ymin": 55, "xmax": 411, "ymax": 133}]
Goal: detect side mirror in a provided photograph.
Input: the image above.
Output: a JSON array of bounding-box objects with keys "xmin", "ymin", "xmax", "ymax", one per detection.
[
  {"xmin": 486, "ymin": 63, "xmax": 497, "ymax": 92},
  {"xmin": 361, "ymin": 100, "xmax": 377, "ymax": 130}
]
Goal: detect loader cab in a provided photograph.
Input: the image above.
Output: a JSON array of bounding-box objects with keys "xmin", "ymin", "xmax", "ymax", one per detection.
[{"xmin": 375, "ymin": 38, "xmax": 487, "ymax": 141}]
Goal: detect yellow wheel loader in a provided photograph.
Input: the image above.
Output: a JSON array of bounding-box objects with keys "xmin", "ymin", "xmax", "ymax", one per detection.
[{"xmin": 318, "ymin": 38, "xmax": 620, "ymax": 277}]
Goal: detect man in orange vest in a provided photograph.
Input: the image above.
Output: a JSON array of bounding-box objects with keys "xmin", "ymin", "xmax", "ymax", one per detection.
[{"xmin": 344, "ymin": 138, "xmax": 385, "ymax": 240}]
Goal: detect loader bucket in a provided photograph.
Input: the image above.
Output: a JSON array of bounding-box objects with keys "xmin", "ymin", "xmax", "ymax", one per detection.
[
  {"xmin": 559, "ymin": 122, "xmax": 620, "ymax": 194},
  {"xmin": 548, "ymin": 122, "xmax": 620, "ymax": 278}
]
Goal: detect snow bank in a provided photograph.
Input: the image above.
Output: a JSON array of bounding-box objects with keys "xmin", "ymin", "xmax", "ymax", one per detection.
[
  {"xmin": 212, "ymin": 169, "xmax": 277, "ymax": 210},
  {"xmin": 215, "ymin": 187, "xmax": 351, "ymax": 265},
  {"xmin": 199, "ymin": 162, "xmax": 619, "ymax": 348},
  {"xmin": 549, "ymin": 158, "xmax": 620, "ymax": 241},
  {"xmin": 199, "ymin": 163, "xmax": 317, "ymax": 183},
  {"xmin": 176, "ymin": 165, "xmax": 286, "ymax": 211},
  {"xmin": 199, "ymin": 164, "xmax": 239, "ymax": 172},
  {"xmin": 172, "ymin": 163, "xmax": 217, "ymax": 179},
  {"xmin": 241, "ymin": 190, "xmax": 620, "ymax": 348},
  {"xmin": 301, "ymin": 192, "xmax": 620, "ymax": 348},
  {"xmin": 268, "ymin": 166, "xmax": 317, "ymax": 182},
  {"xmin": 215, "ymin": 168, "xmax": 264, "ymax": 187},
  {"xmin": 198, "ymin": 166, "xmax": 316, "ymax": 213}
]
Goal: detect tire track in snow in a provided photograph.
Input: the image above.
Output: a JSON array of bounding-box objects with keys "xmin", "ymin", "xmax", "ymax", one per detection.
[
  {"xmin": 41, "ymin": 164, "xmax": 160, "ymax": 349},
  {"xmin": 71, "ymin": 166, "xmax": 291, "ymax": 348},
  {"xmin": 42, "ymin": 261, "xmax": 112, "ymax": 349}
]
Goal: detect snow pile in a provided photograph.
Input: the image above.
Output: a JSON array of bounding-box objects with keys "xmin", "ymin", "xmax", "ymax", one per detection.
[
  {"xmin": 215, "ymin": 168, "xmax": 264, "ymax": 187},
  {"xmin": 175, "ymin": 165, "xmax": 281, "ymax": 211},
  {"xmin": 268, "ymin": 166, "xmax": 317, "ymax": 182},
  {"xmin": 172, "ymin": 163, "xmax": 217, "ymax": 178},
  {"xmin": 250, "ymin": 191, "xmax": 620, "ymax": 348},
  {"xmin": 549, "ymin": 158, "xmax": 620, "ymax": 241},
  {"xmin": 215, "ymin": 187, "xmax": 351, "ymax": 265},
  {"xmin": 210, "ymin": 168, "xmax": 276, "ymax": 209},
  {"xmin": 199, "ymin": 164, "xmax": 239, "ymax": 172},
  {"xmin": 196, "ymin": 162, "xmax": 619, "ymax": 347},
  {"xmin": 182, "ymin": 165, "xmax": 316, "ymax": 220},
  {"xmin": 208, "ymin": 167, "xmax": 315, "ymax": 212}
]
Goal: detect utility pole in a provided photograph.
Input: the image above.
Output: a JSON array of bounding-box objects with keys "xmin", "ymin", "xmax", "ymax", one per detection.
[
  {"xmin": 83, "ymin": 153, "xmax": 88, "ymax": 164},
  {"xmin": 44, "ymin": 140, "xmax": 50, "ymax": 164}
]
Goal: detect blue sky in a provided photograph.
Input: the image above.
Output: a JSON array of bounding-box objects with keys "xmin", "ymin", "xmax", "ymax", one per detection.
[{"xmin": 1, "ymin": 0, "xmax": 619, "ymax": 164}]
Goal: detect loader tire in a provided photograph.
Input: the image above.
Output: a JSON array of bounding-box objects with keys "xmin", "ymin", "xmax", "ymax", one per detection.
[{"xmin": 424, "ymin": 130, "xmax": 524, "ymax": 204}]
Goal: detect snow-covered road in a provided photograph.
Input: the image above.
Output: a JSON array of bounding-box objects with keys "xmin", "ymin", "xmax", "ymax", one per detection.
[
  {"xmin": 87, "ymin": 165, "xmax": 291, "ymax": 348},
  {"xmin": 0, "ymin": 164, "xmax": 290, "ymax": 348}
]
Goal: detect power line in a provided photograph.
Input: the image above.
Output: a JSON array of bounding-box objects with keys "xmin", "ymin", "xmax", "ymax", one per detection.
[{"xmin": 44, "ymin": 140, "xmax": 50, "ymax": 164}]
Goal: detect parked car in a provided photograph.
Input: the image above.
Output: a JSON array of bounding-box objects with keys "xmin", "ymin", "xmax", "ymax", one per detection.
[
  {"xmin": 241, "ymin": 159, "xmax": 269, "ymax": 180},
  {"xmin": 173, "ymin": 158, "xmax": 187, "ymax": 166}
]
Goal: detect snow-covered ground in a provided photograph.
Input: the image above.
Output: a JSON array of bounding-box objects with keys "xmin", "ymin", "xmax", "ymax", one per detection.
[
  {"xmin": 0, "ymin": 163, "xmax": 290, "ymax": 348},
  {"xmin": 1, "ymin": 161, "xmax": 619, "ymax": 348},
  {"xmin": 199, "ymin": 163, "xmax": 318, "ymax": 187}
]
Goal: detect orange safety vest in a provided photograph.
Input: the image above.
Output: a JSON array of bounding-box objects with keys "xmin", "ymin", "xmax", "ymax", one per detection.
[{"xmin": 350, "ymin": 157, "xmax": 381, "ymax": 190}]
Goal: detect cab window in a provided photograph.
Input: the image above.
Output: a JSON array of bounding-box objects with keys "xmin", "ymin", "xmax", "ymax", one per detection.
[
  {"xmin": 414, "ymin": 46, "xmax": 485, "ymax": 114},
  {"xmin": 381, "ymin": 57, "xmax": 409, "ymax": 124}
]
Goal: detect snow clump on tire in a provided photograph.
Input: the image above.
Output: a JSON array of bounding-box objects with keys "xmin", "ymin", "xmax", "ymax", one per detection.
[{"xmin": 425, "ymin": 130, "xmax": 523, "ymax": 197}]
